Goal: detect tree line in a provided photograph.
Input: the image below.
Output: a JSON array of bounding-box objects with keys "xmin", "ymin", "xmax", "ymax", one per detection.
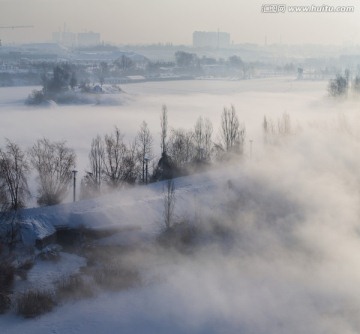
[
  {"xmin": 328, "ymin": 69, "xmax": 360, "ymax": 97},
  {"xmin": 0, "ymin": 105, "xmax": 247, "ymax": 213},
  {"xmin": 25, "ymin": 52, "xmax": 253, "ymax": 105}
]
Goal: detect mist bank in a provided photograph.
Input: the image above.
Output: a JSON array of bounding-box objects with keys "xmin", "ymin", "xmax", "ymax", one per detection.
[
  {"xmin": 2, "ymin": 77, "xmax": 360, "ymax": 209},
  {"xmin": 2, "ymin": 113, "xmax": 360, "ymax": 333}
]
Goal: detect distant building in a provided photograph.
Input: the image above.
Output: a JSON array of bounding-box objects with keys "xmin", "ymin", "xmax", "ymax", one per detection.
[
  {"xmin": 52, "ymin": 30, "xmax": 101, "ymax": 47},
  {"xmin": 62, "ymin": 31, "xmax": 76, "ymax": 47},
  {"xmin": 77, "ymin": 32, "xmax": 101, "ymax": 47},
  {"xmin": 193, "ymin": 31, "xmax": 230, "ymax": 48},
  {"xmin": 52, "ymin": 32, "xmax": 61, "ymax": 44}
]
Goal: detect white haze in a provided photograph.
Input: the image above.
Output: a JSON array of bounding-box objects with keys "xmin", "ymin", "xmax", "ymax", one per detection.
[
  {"xmin": 3, "ymin": 78, "xmax": 360, "ymax": 333},
  {"xmin": 0, "ymin": 78, "xmax": 330, "ymax": 174},
  {"xmin": 1, "ymin": 77, "xmax": 358, "ymax": 203},
  {"xmin": 1, "ymin": 0, "xmax": 359, "ymax": 45}
]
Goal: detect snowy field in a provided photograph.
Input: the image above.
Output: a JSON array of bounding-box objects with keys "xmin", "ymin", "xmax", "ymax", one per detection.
[{"xmin": 3, "ymin": 77, "xmax": 360, "ymax": 333}]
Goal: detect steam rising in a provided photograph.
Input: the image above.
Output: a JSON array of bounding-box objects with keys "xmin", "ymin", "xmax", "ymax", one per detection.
[
  {"xmin": 2, "ymin": 79, "xmax": 360, "ymax": 333},
  {"xmin": 9, "ymin": 126, "xmax": 360, "ymax": 334},
  {"xmin": 135, "ymin": 125, "xmax": 360, "ymax": 334}
]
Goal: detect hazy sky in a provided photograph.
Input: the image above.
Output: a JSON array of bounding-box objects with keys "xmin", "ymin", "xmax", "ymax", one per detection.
[{"xmin": 0, "ymin": 0, "xmax": 359, "ymax": 45}]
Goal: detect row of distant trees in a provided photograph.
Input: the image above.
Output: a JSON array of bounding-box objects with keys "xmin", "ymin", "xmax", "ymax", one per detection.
[
  {"xmin": 328, "ymin": 69, "xmax": 360, "ymax": 97},
  {"xmin": 0, "ymin": 106, "xmax": 246, "ymax": 213},
  {"xmin": 81, "ymin": 105, "xmax": 246, "ymax": 198},
  {"xmin": 27, "ymin": 64, "xmax": 80, "ymax": 105},
  {"xmin": 26, "ymin": 57, "xmax": 139, "ymax": 104},
  {"xmin": 173, "ymin": 51, "xmax": 244, "ymax": 69},
  {"xmin": 27, "ymin": 53, "xmax": 252, "ymax": 104}
]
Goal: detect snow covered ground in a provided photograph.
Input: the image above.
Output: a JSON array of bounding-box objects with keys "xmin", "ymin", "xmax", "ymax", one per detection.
[
  {"xmin": 17, "ymin": 170, "xmax": 223, "ymax": 246},
  {"xmin": 15, "ymin": 252, "xmax": 86, "ymax": 294},
  {"xmin": 2, "ymin": 138, "xmax": 360, "ymax": 333},
  {"xmin": 2, "ymin": 78, "xmax": 360, "ymax": 333}
]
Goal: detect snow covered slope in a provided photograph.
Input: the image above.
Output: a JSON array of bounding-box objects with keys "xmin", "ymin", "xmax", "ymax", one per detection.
[
  {"xmin": 3, "ymin": 124, "xmax": 360, "ymax": 334},
  {"xmin": 19, "ymin": 170, "xmax": 225, "ymax": 235}
]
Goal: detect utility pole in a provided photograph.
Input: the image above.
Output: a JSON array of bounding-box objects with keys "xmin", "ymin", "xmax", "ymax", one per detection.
[
  {"xmin": 72, "ymin": 170, "xmax": 78, "ymax": 202},
  {"xmin": 144, "ymin": 156, "xmax": 150, "ymax": 185},
  {"xmin": 249, "ymin": 140, "xmax": 253, "ymax": 159}
]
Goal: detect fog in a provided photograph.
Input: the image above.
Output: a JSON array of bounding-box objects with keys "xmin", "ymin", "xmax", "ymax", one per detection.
[
  {"xmin": 2, "ymin": 77, "xmax": 360, "ymax": 333},
  {"xmin": 116, "ymin": 119, "xmax": 360, "ymax": 333},
  {"xmin": 0, "ymin": 78, "xmax": 330, "ymax": 176},
  {"xmin": 1, "ymin": 77, "xmax": 358, "ymax": 206},
  {"xmin": 7, "ymin": 120, "xmax": 360, "ymax": 334},
  {"xmin": 1, "ymin": 0, "xmax": 359, "ymax": 45}
]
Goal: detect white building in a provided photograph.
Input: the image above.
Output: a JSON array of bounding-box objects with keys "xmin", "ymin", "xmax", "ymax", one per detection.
[
  {"xmin": 193, "ymin": 31, "xmax": 230, "ymax": 48},
  {"xmin": 52, "ymin": 30, "xmax": 101, "ymax": 47},
  {"xmin": 62, "ymin": 31, "xmax": 77, "ymax": 47},
  {"xmin": 77, "ymin": 32, "xmax": 101, "ymax": 47}
]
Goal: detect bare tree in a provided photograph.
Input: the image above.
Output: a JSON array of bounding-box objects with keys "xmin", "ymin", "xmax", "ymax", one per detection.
[
  {"xmin": 0, "ymin": 140, "xmax": 29, "ymax": 252},
  {"xmin": 328, "ymin": 74, "xmax": 349, "ymax": 97},
  {"xmin": 96, "ymin": 62, "xmax": 109, "ymax": 87},
  {"xmin": 160, "ymin": 105, "xmax": 168, "ymax": 155},
  {"xmin": 102, "ymin": 127, "xmax": 138, "ymax": 188},
  {"xmin": 80, "ymin": 135, "xmax": 104, "ymax": 199},
  {"xmin": 263, "ymin": 113, "xmax": 291, "ymax": 145},
  {"xmin": 0, "ymin": 181, "xmax": 9, "ymax": 216},
  {"xmin": 114, "ymin": 55, "xmax": 134, "ymax": 73},
  {"xmin": 168, "ymin": 129, "xmax": 195, "ymax": 170},
  {"xmin": 277, "ymin": 112, "xmax": 291, "ymax": 136},
  {"xmin": 29, "ymin": 138, "xmax": 76, "ymax": 206},
  {"xmin": 136, "ymin": 121, "xmax": 153, "ymax": 184},
  {"xmin": 193, "ymin": 116, "xmax": 213, "ymax": 162},
  {"xmin": 175, "ymin": 51, "xmax": 198, "ymax": 68},
  {"xmin": 263, "ymin": 115, "xmax": 269, "ymax": 144},
  {"xmin": 263, "ymin": 115, "xmax": 275, "ymax": 145},
  {"xmin": 125, "ymin": 140, "xmax": 140, "ymax": 185},
  {"xmin": 89, "ymin": 135, "xmax": 104, "ymax": 192},
  {"xmin": 164, "ymin": 179, "xmax": 176, "ymax": 230},
  {"xmin": 218, "ymin": 105, "xmax": 246, "ymax": 154},
  {"xmin": 353, "ymin": 75, "xmax": 360, "ymax": 94},
  {"xmin": 79, "ymin": 172, "xmax": 97, "ymax": 200},
  {"xmin": 0, "ymin": 140, "xmax": 29, "ymax": 211}
]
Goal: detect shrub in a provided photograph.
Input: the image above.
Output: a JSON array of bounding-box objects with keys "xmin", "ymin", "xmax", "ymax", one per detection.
[
  {"xmin": 39, "ymin": 245, "xmax": 61, "ymax": 262},
  {"xmin": 92, "ymin": 263, "xmax": 140, "ymax": 291},
  {"xmin": 16, "ymin": 290, "xmax": 56, "ymax": 318},
  {"xmin": 0, "ymin": 262, "xmax": 15, "ymax": 293},
  {"xmin": 16, "ymin": 259, "xmax": 35, "ymax": 280},
  {"xmin": 328, "ymin": 74, "xmax": 348, "ymax": 97},
  {"xmin": 26, "ymin": 89, "xmax": 45, "ymax": 105},
  {"xmin": 19, "ymin": 259, "xmax": 34, "ymax": 271},
  {"xmin": 56, "ymin": 274, "xmax": 94, "ymax": 301},
  {"xmin": 157, "ymin": 221, "xmax": 197, "ymax": 251},
  {"xmin": 0, "ymin": 293, "xmax": 11, "ymax": 314}
]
